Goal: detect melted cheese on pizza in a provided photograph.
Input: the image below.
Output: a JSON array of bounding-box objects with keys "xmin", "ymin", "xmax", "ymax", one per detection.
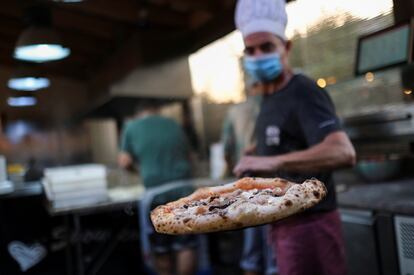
[{"xmin": 172, "ymin": 187, "xmax": 285, "ymax": 220}]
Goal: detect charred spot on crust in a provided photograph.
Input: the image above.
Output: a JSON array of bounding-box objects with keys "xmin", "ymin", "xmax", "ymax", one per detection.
[
  {"xmin": 173, "ymin": 230, "xmax": 178, "ymax": 234},
  {"xmin": 209, "ymin": 195, "xmax": 219, "ymax": 202},
  {"xmin": 313, "ymin": 191, "xmax": 320, "ymax": 198},
  {"xmin": 235, "ymin": 222, "xmax": 244, "ymax": 227},
  {"xmin": 284, "ymin": 200, "xmax": 293, "ymax": 207},
  {"xmin": 295, "ymin": 194, "xmax": 299, "ymax": 197},
  {"xmin": 183, "ymin": 205, "xmax": 188, "ymax": 209},
  {"xmin": 208, "ymin": 201, "xmax": 233, "ymax": 211},
  {"xmin": 219, "ymin": 212, "xmax": 228, "ymax": 219},
  {"xmin": 183, "ymin": 218, "xmax": 191, "ymax": 224}
]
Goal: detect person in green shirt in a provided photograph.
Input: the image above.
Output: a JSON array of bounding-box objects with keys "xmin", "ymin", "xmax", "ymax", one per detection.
[{"xmin": 118, "ymin": 100, "xmax": 197, "ymax": 275}]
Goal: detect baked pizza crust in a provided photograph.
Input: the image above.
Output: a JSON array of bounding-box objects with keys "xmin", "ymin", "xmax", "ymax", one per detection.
[{"xmin": 150, "ymin": 177, "xmax": 326, "ymax": 235}]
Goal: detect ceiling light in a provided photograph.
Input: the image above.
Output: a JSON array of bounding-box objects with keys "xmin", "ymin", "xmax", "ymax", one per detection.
[
  {"xmin": 14, "ymin": 6, "xmax": 70, "ymax": 62},
  {"xmin": 7, "ymin": 97, "xmax": 37, "ymax": 107},
  {"xmin": 8, "ymin": 66, "xmax": 51, "ymax": 91},
  {"xmin": 15, "ymin": 44, "xmax": 70, "ymax": 63},
  {"xmin": 14, "ymin": 26, "xmax": 70, "ymax": 63},
  {"xmin": 8, "ymin": 77, "xmax": 50, "ymax": 91}
]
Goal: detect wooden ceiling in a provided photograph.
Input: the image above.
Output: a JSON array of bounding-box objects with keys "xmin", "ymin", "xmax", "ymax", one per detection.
[
  {"xmin": 0, "ymin": 0, "xmax": 237, "ymax": 81},
  {"xmin": 0, "ymin": 0, "xmax": 297, "ymax": 126},
  {"xmin": 0, "ymin": 0, "xmax": 240, "ymax": 125}
]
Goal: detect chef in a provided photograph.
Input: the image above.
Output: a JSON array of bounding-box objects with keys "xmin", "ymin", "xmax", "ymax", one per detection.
[{"xmin": 233, "ymin": 0, "xmax": 356, "ymax": 274}]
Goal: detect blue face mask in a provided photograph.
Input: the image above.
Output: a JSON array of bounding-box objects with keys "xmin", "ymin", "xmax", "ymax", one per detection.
[{"xmin": 243, "ymin": 53, "xmax": 283, "ymax": 83}]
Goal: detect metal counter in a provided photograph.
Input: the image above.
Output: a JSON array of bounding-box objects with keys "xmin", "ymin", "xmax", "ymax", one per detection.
[{"xmin": 338, "ymin": 178, "xmax": 414, "ymax": 215}]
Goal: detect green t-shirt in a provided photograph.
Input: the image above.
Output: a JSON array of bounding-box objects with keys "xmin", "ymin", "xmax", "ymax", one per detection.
[{"xmin": 121, "ymin": 115, "xmax": 192, "ymax": 190}]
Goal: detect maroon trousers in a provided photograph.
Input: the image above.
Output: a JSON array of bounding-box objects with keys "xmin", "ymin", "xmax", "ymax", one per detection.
[{"xmin": 270, "ymin": 210, "xmax": 347, "ymax": 275}]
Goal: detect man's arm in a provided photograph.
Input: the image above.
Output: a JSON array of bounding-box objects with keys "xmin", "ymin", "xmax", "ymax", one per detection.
[
  {"xmin": 234, "ymin": 131, "xmax": 356, "ymax": 177},
  {"xmin": 118, "ymin": 122, "xmax": 135, "ymax": 170},
  {"xmin": 118, "ymin": 151, "xmax": 133, "ymax": 169}
]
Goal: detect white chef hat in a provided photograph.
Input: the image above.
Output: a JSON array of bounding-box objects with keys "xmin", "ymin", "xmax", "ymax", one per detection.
[{"xmin": 235, "ymin": 0, "xmax": 288, "ymax": 40}]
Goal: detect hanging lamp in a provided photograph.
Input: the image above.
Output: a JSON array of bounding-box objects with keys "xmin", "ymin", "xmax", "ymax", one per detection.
[{"xmin": 14, "ymin": 5, "xmax": 70, "ymax": 63}]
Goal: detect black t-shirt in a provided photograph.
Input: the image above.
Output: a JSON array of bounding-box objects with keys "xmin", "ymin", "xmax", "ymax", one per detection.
[{"xmin": 256, "ymin": 74, "xmax": 342, "ymax": 212}]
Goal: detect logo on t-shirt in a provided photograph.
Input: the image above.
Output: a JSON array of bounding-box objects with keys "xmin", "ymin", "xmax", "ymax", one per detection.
[{"xmin": 265, "ymin": 125, "xmax": 280, "ymax": 146}]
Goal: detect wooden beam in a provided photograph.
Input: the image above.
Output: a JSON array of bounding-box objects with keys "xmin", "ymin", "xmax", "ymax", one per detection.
[
  {"xmin": 150, "ymin": 0, "xmax": 214, "ymax": 12},
  {"xmin": 0, "ymin": 3, "xmax": 122, "ymax": 41},
  {"xmin": 5, "ymin": 14, "xmax": 114, "ymax": 53},
  {"xmin": 190, "ymin": 4, "xmax": 236, "ymax": 52},
  {"xmin": 140, "ymin": 1, "xmax": 236, "ymax": 58},
  {"xmin": 51, "ymin": 8, "xmax": 123, "ymax": 40},
  {"xmin": 88, "ymin": 32, "xmax": 144, "ymax": 97},
  {"xmin": 144, "ymin": 6, "xmax": 190, "ymax": 28},
  {"xmin": 0, "ymin": 2, "xmax": 22, "ymax": 19},
  {"xmin": 54, "ymin": 0, "xmax": 142, "ymax": 24},
  {"xmin": 55, "ymin": 0, "xmax": 190, "ymax": 28},
  {"xmin": 0, "ymin": 16, "xmax": 23, "ymax": 38},
  {"xmin": 167, "ymin": 0, "xmax": 213, "ymax": 13},
  {"xmin": 393, "ymin": 0, "xmax": 414, "ymax": 23},
  {"xmin": 86, "ymin": 29, "xmax": 187, "ymax": 91},
  {"xmin": 58, "ymin": 32, "xmax": 111, "ymax": 57},
  {"xmin": 87, "ymin": 2, "xmax": 236, "ymax": 97},
  {"xmin": 189, "ymin": 10, "xmax": 213, "ymax": 29},
  {"xmin": 138, "ymin": 3, "xmax": 236, "ymax": 63}
]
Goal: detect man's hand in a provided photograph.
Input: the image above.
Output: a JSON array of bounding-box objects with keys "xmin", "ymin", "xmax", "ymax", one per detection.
[
  {"xmin": 243, "ymin": 144, "xmax": 257, "ymax": 156},
  {"xmin": 233, "ymin": 131, "xmax": 356, "ymax": 177},
  {"xmin": 233, "ymin": 156, "xmax": 281, "ymax": 177},
  {"xmin": 118, "ymin": 152, "xmax": 133, "ymax": 169}
]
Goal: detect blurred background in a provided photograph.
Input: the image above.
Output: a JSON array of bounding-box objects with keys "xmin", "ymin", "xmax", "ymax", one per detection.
[{"xmin": 1, "ymin": 0, "xmax": 414, "ymax": 274}]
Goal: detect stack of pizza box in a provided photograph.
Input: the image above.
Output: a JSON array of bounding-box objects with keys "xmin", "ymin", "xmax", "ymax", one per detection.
[{"xmin": 42, "ymin": 164, "xmax": 108, "ymax": 209}]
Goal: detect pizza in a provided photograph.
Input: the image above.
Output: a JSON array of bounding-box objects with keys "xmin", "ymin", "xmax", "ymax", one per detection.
[{"xmin": 150, "ymin": 177, "xmax": 326, "ymax": 235}]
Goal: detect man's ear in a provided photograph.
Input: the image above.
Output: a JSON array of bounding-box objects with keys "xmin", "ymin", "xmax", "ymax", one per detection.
[{"xmin": 285, "ymin": 40, "xmax": 293, "ymax": 53}]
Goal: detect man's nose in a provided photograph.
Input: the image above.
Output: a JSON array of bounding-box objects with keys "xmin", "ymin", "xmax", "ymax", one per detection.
[{"xmin": 251, "ymin": 48, "xmax": 266, "ymax": 57}]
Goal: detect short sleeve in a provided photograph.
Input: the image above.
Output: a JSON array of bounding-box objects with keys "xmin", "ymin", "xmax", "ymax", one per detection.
[
  {"xmin": 120, "ymin": 122, "xmax": 133, "ymax": 154},
  {"xmin": 297, "ymin": 85, "xmax": 342, "ymax": 146}
]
